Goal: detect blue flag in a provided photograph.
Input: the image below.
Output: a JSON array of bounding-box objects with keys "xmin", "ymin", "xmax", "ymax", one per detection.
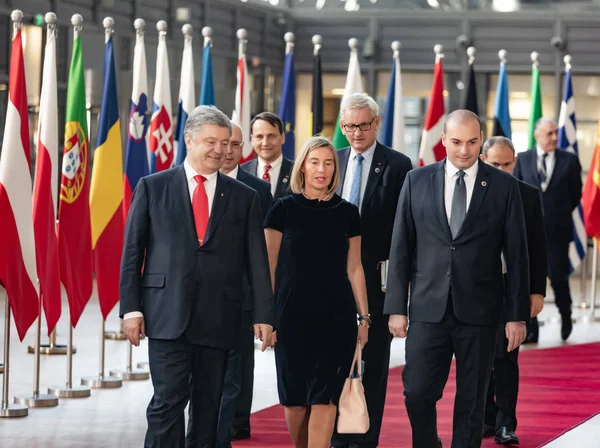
[
  {"xmin": 279, "ymin": 51, "xmax": 295, "ymax": 160},
  {"xmin": 493, "ymin": 62, "xmax": 511, "ymax": 139},
  {"xmin": 381, "ymin": 57, "xmax": 396, "ymax": 148},
  {"xmin": 200, "ymin": 41, "xmax": 214, "ymax": 106},
  {"xmin": 558, "ymin": 68, "xmax": 586, "ymax": 272}
]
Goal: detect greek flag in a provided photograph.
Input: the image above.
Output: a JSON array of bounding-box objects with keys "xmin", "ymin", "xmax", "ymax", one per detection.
[{"xmin": 558, "ymin": 68, "xmax": 586, "ymax": 272}]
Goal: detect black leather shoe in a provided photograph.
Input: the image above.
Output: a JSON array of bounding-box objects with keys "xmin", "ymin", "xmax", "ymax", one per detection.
[
  {"xmin": 230, "ymin": 428, "xmax": 250, "ymax": 441},
  {"xmin": 483, "ymin": 423, "xmax": 496, "ymax": 438},
  {"xmin": 523, "ymin": 331, "xmax": 538, "ymax": 344},
  {"xmin": 495, "ymin": 426, "xmax": 519, "ymax": 445},
  {"xmin": 561, "ymin": 318, "xmax": 573, "ymax": 341}
]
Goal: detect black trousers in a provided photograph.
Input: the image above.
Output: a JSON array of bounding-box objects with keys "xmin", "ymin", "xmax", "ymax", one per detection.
[
  {"xmin": 485, "ymin": 327, "xmax": 520, "ymax": 432},
  {"xmin": 145, "ymin": 336, "xmax": 228, "ymax": 448},
  {"xmin": 232, "ymin": 327, "xmax": 255, "ymax": 433},
  {"xmin": 402, "ymin": 301, "xmax": 496, "ymax": 448},
  {"xmin": 546, "ymin": 231, "xmax": 572, "ymax": 319},
  {"xmin": 331, "ymin": 314, "xmax": 393, "ymax": 448}
]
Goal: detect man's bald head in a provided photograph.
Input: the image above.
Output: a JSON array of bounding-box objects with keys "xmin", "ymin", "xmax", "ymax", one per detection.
[
  {"xmin": 221, "ymin": 122, "xmax": 245, "ymax": 174},
  {"xmin": 534, "ymin": 117, "xmax": 558, "ymax": 153},
  {"xmin": 443, "ymin": 109, "xmax": 482, "ymax": 134}
]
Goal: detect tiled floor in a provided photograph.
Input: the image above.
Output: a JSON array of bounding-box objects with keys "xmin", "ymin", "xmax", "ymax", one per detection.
[{"xmin": 0, "ymin": 277, "xmax": 599, "ymax": 447}]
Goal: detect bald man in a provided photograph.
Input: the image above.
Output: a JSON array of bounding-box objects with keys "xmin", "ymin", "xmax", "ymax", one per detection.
[
  {"xmin": 385, "ymin": 110, "xmax": 530, "ymax": 448},
  {"xmin": 513, "ymin": 117, "xmax": 582, "ymax": 342}
]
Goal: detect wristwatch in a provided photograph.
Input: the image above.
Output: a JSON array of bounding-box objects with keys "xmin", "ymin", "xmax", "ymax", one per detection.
[{"xmin": 358, "ymin": 314, "xmax": 371, "ymax": 328}]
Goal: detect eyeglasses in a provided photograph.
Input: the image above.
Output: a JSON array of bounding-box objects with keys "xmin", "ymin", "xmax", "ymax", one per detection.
[{"xmin": 342, "ymin": 118, "xmax": 376, "ymax": 133}]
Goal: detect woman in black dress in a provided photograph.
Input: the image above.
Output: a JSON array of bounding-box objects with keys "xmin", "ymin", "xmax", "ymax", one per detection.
[{"xmin": 264, "ymin": 136, "xmax": 370, "ymax": 448}]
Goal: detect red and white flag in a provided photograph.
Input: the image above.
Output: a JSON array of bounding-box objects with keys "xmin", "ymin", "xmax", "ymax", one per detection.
[
  {"xmin": 418, "ymin": 46, "xmax": 447, "ymax": 166},
  {"xmin": 0, "ymin": 20, "xmax": 39, "ymax": 341},
  {"xmin": 33, "ymin": 21, "xmax": 61, "ymax": 335},
  {"xmin": 233, "ymin": 30, "xmax": 252, "ymax": 163}
]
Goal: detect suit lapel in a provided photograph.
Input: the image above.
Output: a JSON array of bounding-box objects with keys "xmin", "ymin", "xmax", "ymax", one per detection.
[
  {"xmin": 547, "ymin": 149, "xmax": 566, "ymax": 190},
  {"xmin": 203, "ymin": 173, "xmax": 232, "ymax": 245},
  {"xmin": 248, "ymin": 159, "xmax": 258, "ymax": 177},
  {"xmin": 454, "ymin": 160, "xmax": 490, "ymax": 240},
  {"xmin": 337, "ymin": 148, "xmax": 350, "ymax": 195},
  {"xmin": 171, "ymin": 166, "xmax": 198, "ymax": 243},
  {"xmin": 274, "ymin": 158, "xmax": 292, "ymax": 199},
  {"xmin": 361, "ymin": 143, "xmax": 387, "ymax": 214},
  {"xmin": 431, "ymin": 161, "xmax": 452, "ymax": 240},
  {"xmin": 528, "ymin": 150, "xmax": 542, "ymax": 188}
]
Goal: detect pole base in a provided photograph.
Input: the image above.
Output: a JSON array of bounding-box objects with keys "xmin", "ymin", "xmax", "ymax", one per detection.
[
  {"xmin": 104, "ymin": 331, "xmax": 127, "ymax": 341},
  {"xmin": 137, "ymin": 361, "xmax": 149, "ymax": 370},
  {"xmin": 109, "ymin": 368, "xmax": 150, "ymax": 381},
  {"xmin": 27, "ymin": 344, "xmax": 76, "ymax": 355},
  {"xmin": 14, "ymin": 393, "xmax": 59, "ymax": 408},
  {"xmin": 47, "ymin": 385, "xmax": 91, "ymax": 398},
  {"xmin": 0, "ymin": 403, "xmax": 28, "ymax": 418},
  {"xmin": 580, "ymin": 313, "xmax": 600, "ymax": 323},
  {"xmin": 80, "ymin": 375, "xmax": 123, "ymax": 389}
]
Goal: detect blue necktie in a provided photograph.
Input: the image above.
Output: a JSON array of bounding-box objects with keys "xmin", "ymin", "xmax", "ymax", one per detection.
[
  {"xmin": 539, "ymin": 153, "xmax": 548, "ymax": 184},
  {"xmin": 349, "ymin": 154, "xmax": 364, "ymax": 207}
]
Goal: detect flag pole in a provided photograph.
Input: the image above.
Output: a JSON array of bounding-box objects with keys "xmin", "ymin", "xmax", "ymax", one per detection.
[
  {"xmin": 1, "ymin": 288, "xmax": 27, "ymax": 417},
  {"xmin": 583, "ymin": 238, "xmax": 600, "ymax": 322},
  {"xmin": 29, "ymin": 328, "xmax": 75, "ymax": 354},
  {"xmin": 48, "ymin": 16, "xmax": 94, "ymax": 400},
  {"xmin": 110, "ymin": 340, "xmax": 149, "ymax": 381},
  {"xmin": 15, "ymin": 15, "xmax": 62, "ymax": 408}
]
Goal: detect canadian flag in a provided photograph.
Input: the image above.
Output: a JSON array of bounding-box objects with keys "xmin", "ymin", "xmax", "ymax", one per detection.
[
  {"xmin": 233, "ymin": 31, "xmax": 252, "ymax": 164},
  {"xmin": 418, "ymin": 47, "xmax": 447, "ymax": 166},
  {"xmin": 0, "ymin": 22, "xmax": 39, "ymax": 341},
  {"xmin": 33, "ymin": 21, "xmax": 61, "ymax": 335}
]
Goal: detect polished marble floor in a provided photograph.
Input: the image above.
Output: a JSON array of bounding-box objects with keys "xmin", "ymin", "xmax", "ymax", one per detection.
[{"xmin": 0, "ymin": 277, "xmax": 599, "ymax": 447}]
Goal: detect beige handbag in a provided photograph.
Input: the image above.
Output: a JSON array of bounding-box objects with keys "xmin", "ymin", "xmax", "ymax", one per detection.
[{"xmin": 337, "ymin": 342, "xmax": 370, "ymax": 434}]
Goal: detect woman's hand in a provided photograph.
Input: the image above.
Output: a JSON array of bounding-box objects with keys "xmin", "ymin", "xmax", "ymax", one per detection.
[{"xmin": 358, "ymin": 324, "xmax": 369, "ymax": 348}]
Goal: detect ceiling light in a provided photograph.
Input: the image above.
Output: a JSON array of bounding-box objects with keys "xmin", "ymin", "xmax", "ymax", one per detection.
[
  {"xmin": 492, "ymin": 0, "xmax": 518, "ymax": 12},
  {"xmin": 428, "ymin": 0, "xmax": 440, "ymax": 7},
  {"xmin": 316, "ymin": 0, "xmax": 326, "ymax": 9},
  {"xmin": 269, "ymin": 0, "xmax": 279, "ymax": 4}
]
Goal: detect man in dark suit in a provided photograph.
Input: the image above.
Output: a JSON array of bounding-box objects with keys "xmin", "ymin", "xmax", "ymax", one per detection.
[
  {"xmin": 385, "ymin": 110, "xmax": 530, "ymax": 448},
  {"xmin": 241, "ymin": 112, "xmax": 293, "ymax": 200},
  {"xmin": 212, "ymin": 123, "xmax": 272, "ymax": 447},
  {"xmin": 480, "ymin": 136, "xmax": 547, "ymax": 445},
  {"xmin": 513, "ymin": 117, "xmax": 582, "ymax": 341},
  {"xmin": 120, "ymin": 105, "xmax": 275, "ymax": 448},
  {"xmin": 331, "ymin": 93, "xmax": 412, "ymax": 448}
]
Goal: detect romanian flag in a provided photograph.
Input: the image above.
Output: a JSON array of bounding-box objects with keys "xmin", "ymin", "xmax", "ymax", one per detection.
[
  {"xmin": 58, "ymin": 27, "xmax": 93, "ymax": 327},
  {"xmin": 90, "ymin": 33, "xmax": 124, "ymax": 320}
]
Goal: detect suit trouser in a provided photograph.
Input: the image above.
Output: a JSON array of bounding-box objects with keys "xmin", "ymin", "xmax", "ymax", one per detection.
[
  {"xmin": 546, "ymin": 230, "xmax": 572, "ymax": 319},
  {"xmin": 331, "ymin": 314, "xmax": 392, "ymax": 448},
  {"xmin": 402, "ymin": 300, "xmax": 496, "ymax": 448},
  {"xmin": 145, "ymin": 336, "xmax": 228, "ymax": 448},
  {"xmin": 485, "ymin": 327, "xmax": 520, "ymax": 432},
  {"xmin": 212, "ymin": 327, "xmax": 255, "ymax": 448}
]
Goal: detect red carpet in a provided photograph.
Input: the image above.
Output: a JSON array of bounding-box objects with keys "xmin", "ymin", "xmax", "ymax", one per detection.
[{"xmin": 235, "ymin": 342, "xmax": 600, "ymax": 447}]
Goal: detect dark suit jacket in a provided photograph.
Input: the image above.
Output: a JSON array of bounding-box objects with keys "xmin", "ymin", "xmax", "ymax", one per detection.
[
  {"xmin": 119, "ymin": 166, "xmax": 275, "ymax": 350},
  {"xmin": 236, "ymin": 167, "xmax": 273, "ymax": 221},
  {"xmin": 235, "ymin": 167, "xmax": 273, "ymax": 322},
  {"xmin": 241, "ymin": 156, "xmax": 294, "ymax": 199},
  {"xmin": 383, "ymin": 159, "xmax": 530, "ymax": 325},
  {"xmin": 337, "ymin": 142, "xmax": 413, "ymax": 316},
  {"xmin": 513, "ymin": 148, "xmax": 582, "ymax": 236},
  {"xmin": 517, "ymin": 180, "xmax": 547, "ymax": 296}
]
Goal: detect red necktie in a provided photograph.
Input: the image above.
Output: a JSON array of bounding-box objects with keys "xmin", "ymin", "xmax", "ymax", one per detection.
[
  {"xmin": 192, "ymin": 175, "xmax": 209, "ymax": 245},
  {"xmin": 262, "ymin": 164, "xmax": 272, "ymax": 183}
]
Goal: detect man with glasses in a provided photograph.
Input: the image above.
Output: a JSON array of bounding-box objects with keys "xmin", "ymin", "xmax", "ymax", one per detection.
[
  {"xmin": 186, "ymin": 122, "xmax": 273, "ymax": 448},
  {"xmin": 332, "ymin": 93, "xmax": 412, "ymax": 448},
  {"xmin": 241, "ymin": 112, "xmax": 294, "ymax": 200}
]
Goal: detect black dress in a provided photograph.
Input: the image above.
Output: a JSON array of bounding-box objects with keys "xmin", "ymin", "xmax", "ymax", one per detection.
[{"xmin": 264, "ymin": 193, "xmax": 360, "ymax": 406}]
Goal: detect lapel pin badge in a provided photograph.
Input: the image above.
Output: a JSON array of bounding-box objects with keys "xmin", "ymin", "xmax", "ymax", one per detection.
[
  {"xmin": 375, "ymin": 167, "xmax": 381, "ymax": 173},
  {"xmin": 283, "ymin": 177, "xmax": 289, "ymax": 183},
  {"xmin": 481, "ymin": 181, "xmax": 487, "ymax": 187}
]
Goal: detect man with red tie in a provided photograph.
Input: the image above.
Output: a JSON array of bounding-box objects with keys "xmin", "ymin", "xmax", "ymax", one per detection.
[
  {"xmin": 241, "ymin": 112, "xmax": 294, "ymax": 199},
  {"xmin": 120, "ymin": 105, "xmax": 275, "ymax": 448}
]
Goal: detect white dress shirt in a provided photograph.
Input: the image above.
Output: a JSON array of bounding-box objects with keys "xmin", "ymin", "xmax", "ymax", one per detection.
[
  {"xmin": 225, "ymin": 164, "xmax": 240, "ymax": 180},
  {"xmin": 444, "ymin": 158, "xmax": 478, "ymax": 224},
  {"xmin": 258, "ymin": 154, "xmax": 283, "ymax": 197},
  {"xmin": 124, "ymin": 161, "xmax": 219, "ymax": 321},
  {"xmin": 536, "ymin": 146, "xmax": 555, "ymax": 192},
  {"xmin": 341, "ymin": 141, "xmax": 377, "ymax": 211}
]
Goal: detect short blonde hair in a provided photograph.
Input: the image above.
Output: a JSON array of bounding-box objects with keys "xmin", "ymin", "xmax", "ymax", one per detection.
[{"xmin": 290, "ymin": 136, "xmax": 340, "ymax": 196}]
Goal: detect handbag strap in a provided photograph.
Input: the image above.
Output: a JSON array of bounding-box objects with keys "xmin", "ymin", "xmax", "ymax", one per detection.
[{"xmin": 348, "ymin": 342, "xmax": 363, "ymax": 378}]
